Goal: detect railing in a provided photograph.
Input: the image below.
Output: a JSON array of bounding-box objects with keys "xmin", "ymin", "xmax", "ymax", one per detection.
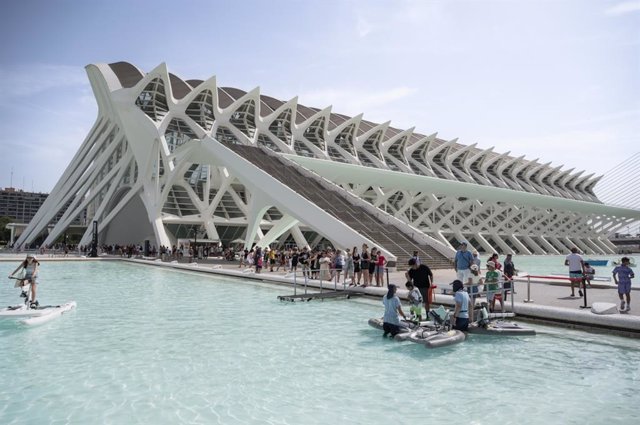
[
  {"xmin": 283, "ymin": 266, "xmax": 391, "ymax": 296},
  {"xmin": 515, "ymin": 273, "xmax": 593, "ymax": 309},
  {"xmin": 441, "ymin": 278, "xmax": 516, "ymax": 321}
]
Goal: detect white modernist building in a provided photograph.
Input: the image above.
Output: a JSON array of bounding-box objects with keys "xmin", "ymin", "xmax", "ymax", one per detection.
[{"xmin": 15, "ymin": 62, "xmax": 640, "ymax": 258}]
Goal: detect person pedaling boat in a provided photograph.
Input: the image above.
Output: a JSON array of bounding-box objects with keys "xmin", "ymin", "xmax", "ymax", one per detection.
[{"xmin": 8, "ymin": 253, "xmax": 40, "ymax": 309}]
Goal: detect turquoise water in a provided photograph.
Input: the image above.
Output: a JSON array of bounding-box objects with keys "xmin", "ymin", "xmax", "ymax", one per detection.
[
  {"xmin": 487, "ymin": 254, "xmax": 633, "ymax": 278},
  {"xmin": 0, "ymin": 261, "xmax": 639, "ymax": 424}
]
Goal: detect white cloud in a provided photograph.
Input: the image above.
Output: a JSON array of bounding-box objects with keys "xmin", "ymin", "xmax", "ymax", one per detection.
[{"xmin": 604, "ymin": 1, "xmax": 640, "ymax": 16}]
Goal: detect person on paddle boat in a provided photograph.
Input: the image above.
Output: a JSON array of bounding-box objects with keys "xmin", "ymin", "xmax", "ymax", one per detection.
[
  {"xmin": 382, "ymin": 284, "xmax": 408, "ymax": 337},
  {"xmin": 405, "ymin": 281, "xmax": 423, "ymax": 322},
  {"xmin": 9, "ymin": 253, "xmax": 40, "ymax": 308},
  {"xmin": 466, "ymin": 264, "xmax": 484, "ymax": 322},
  {"xmin": 451, "ymin": 279, "xmax": 470, "ymax": 331},
  {"xmin": 485, "ymin": 261, "xmax": 504, "ymax": 312}
]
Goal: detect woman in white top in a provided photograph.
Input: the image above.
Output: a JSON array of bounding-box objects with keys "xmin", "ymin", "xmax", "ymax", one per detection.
[
  {"xmin": 9, "ymin": 253, "xmax": 40, "ymax": 307},
  {"xmin": 319, "ymin": 251, "xmax": 332, "ymax": 281},
  {"xmin": 466, "ymin": 264, "xmax": 484, "ymax": 322}
]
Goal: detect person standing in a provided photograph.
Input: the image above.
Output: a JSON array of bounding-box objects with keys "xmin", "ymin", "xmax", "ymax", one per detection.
[
  {"xmin": 612, "ymin": 257, "xmax": 634, "ymax": 312},
  {"xmin": 344, "ymin": 248, "xmax": 354, "ymax": 285},
  {"xmin": 405, "ymin": 258, "xmax": 433, "ymax": 314},
  {"xmin": 405, "ymin": 281, "xmax": 423, "ymax": 321},
  {"xmin": 375, "ymin": 250, "xmax": 387, "ymax": 287},
  {"xmin": 352, "ymin": 246, "xmax": 361, "ymax": 286},
  {"xmin": 334, "ymin": 249, "xmax": 346, "ymax": 283},
  {"xmin": 453, "ymin": 242, "xmax": 474, "ymax": 283},
  {"xmin": 360, "ymin": 244, "xmax": 370, "ymax": 287},
  {"xmin": 466, "ymin": 264, "xmax": 484, "ymax": 322},
  {"xmin": 485, "ymin": 261, "xmax": 503, "ymax": 312},
  {"xmin": 503, "ymin": 254, "xmax": 515, "ymax": 300},
  {"xmin": 411, "ymin": 250, "xmax": 420, "ymax": 265},
  {"xmin": 319, "ymin": 250, "xmax": 331, "ymax": 281},
  {"xmin": 369, "ymin": 247, "xmax": 378, "ymax": 286},
  {"xmin": 472, "ymin": 250, "xmax": 481, "ymax": 268},
  {"xmin": 564, "ymin": 247, "xmax": 585, "ymax": 297},
  {"xmin": 9, "ymin": 253, "xmax": 40, "ymax": 308},
  {"xmin": 451, "ymin": 280, "xmax": 470, "ymax": 331},
  {"xmin": 290, "ymin": 248, "xmax": 299, "ymax": 275},
  {"xmin": 299, "ymin": 247, "xmax": 310, "ymax": 278},
  {"xmin": 583, "ymin": 262, "xmax": 595, "ymax": 287}
]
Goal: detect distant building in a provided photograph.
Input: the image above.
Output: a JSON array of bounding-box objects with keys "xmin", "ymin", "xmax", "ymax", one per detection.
[
  {"xmin": 1, "ymin": 187, "xmax": 86, "ymax": 246},
  {"xmin": 14, "ymin": 61, "xmax": 640, "ymax": 257},
  {"xmin": 0, "ymin": 187, "xmax": 48, "ymax": 223}
]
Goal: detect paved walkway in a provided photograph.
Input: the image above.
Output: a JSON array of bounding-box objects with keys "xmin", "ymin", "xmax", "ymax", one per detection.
[{"xmin": 1, "ymin": 253, "xmax": 639, "ymax": 336}]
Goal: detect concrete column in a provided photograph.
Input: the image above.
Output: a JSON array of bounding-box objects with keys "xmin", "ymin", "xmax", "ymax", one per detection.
[{"xmin": 257, "ymin": 215, "xmax": 299, "ymax": 248}]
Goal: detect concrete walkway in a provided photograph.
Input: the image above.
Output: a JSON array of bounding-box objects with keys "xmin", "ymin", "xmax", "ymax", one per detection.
[
  {"xmin": 1, "ymin": 253, "xmax": 639, "ymax": 337},
  {"xmin": 134, "ymin": 256, "xmax": 640, "ymax": 337}
]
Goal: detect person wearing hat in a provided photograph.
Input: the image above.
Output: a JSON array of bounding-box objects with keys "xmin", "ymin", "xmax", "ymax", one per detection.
[
  {"xmin": 467, "ymin": 264, "xmax": 484, "ymax": 322},
  {"xmin": 382, "ymin": 284, "xmax": 408, "ymax": 337},
  {"xmin": 9, "ymin": 253, "xmax": 41, "ymax": 308},
  {"xmin": 451, "ymin": 280, "xmax": 469, "ymax": 331},
  {"xmin": 485, "ymin": 261, "xmax": 503, "ymax": 312},
  {"xmin": 453, "ymin": 242, "xmax": 474, "ymax": 283},
  {"xmin": 471, "ymin": 250, "xmax": 481, "ymax": 268}
]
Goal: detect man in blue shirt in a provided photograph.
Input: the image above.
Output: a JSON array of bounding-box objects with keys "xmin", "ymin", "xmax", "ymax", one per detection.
[{"xmin": 454, "ymin": 242, "xmax": 474, "ymax": 283}]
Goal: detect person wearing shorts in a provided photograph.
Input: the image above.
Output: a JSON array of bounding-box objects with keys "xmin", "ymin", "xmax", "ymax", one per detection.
[
  {"xmin": 564, "ymin": 247, "xmax": 585, "ymax": 297},
  {"xmin": 485, "ymin": 261, "xmax": 503, "ymax": 312},
  {"xmin": 612, "ymin": 257, "xmax": 634, "ymax": 312},
  {"xmin": 405, "ymin": 258, "xmax": 433, "ymax": 313},
  {"xmin": 405, "ymin": 281, "xmax": 423, "ymax": 321},
  {"xmin": 454, "ymin": 242, "xmax": 473, "ymax": 283},
  {"xmin": 9, "ymin": 253, "xmax": 40, "ymax": 308}
]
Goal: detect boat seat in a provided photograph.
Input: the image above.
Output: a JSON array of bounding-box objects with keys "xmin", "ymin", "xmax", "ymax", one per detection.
[{"xmin": 429, "ymin": 305, "xmax": 450, "ymax": 325}]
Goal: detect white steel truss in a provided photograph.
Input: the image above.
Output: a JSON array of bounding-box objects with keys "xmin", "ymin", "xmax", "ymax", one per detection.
[{"xmin": 15, "ymin": 62, "xmax": 640, "ymax": 256}]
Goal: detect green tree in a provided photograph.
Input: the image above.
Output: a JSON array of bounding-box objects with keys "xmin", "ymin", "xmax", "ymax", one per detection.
[{"xmin": 0, "ymin": 216, "xmax": 15, "ymax": 244}]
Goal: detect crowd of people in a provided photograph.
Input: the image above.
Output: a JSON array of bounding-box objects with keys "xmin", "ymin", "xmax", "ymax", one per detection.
[
  {"xmin": 9, "ymin": 238, "xmax": 635, "ymax": 321},
  {"xmin": 236, "ymin": 243, "xmax": 390, "ymax": 285}
]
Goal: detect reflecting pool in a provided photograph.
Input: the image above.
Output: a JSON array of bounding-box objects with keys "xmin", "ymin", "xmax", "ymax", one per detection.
[{"xmin": 0, "ymin": 261, "xmax": 638, "ymax": 424}]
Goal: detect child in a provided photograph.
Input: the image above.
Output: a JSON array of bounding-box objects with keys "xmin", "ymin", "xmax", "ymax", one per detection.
[
  {"xmin": 485, "ymin": 261, "xmax": 503, "ymax": 312},
  {"xmin": 612, "ymin": 257, "xmax": 634, "ymax": 312},
  {"xmin": 405, "ymin": 281, "xmax": 423, "ymax": 322},
  {"xmin": 583, "ymin": 262, "xmax": 595, "ymax": 287},
  {"xmin": 467, "ymin": 264, "xmax": 484, "ymax": 322}
]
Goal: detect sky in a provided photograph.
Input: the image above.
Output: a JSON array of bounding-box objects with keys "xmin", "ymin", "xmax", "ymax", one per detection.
[{"xmin": 0, "ymin": 0, "xmax": 638, "ymax": 195}]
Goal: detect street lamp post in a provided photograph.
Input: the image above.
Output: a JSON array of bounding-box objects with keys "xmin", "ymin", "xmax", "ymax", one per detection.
[
  {"xmin": 191, "ymin": 226, "xmax": 202, "ymax": 262},
  {"xmin": 193, "ymin": 228, "xmax": 198, "ymax": 261}
]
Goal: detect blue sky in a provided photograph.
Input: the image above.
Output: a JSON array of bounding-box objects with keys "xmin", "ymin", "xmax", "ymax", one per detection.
[{"xmin": 0, "ymin": 0, "xmax": 638, "ymax": 194}]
